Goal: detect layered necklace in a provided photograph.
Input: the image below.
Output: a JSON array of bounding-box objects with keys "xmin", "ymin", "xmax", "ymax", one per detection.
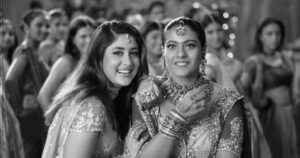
[{"xmin": 161, "ymin": 75, "xmax": 211, "ymax": 105}]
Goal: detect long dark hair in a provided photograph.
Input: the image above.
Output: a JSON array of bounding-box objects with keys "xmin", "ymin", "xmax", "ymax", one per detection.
[
  {"xmin": 163, "ymin": 17, "xmax": 206, "ymax": 59},
  {"xmin": 46, "ymin": 20, "xmax": 148, "ymax": 139},
  {"xmin": 64, "ymin": 15, "xmax": 95, "ymax": 61},
  {"xmin": 253, "ymin": 17, "xmax": 285, "ymax": 53}
]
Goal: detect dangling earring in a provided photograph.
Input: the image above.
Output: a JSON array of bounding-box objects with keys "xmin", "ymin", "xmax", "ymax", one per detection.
[
  {"xmin": 199, "ymin": 59, "xmax": 207, "ymax": 76},
  {"xmin": 161, "ymin": 55, "xmax": 168, "ymax": 79}
]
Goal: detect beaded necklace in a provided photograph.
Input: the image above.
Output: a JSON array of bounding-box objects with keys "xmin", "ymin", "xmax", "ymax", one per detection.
[{"xmin": 162, "ymin": 76, "xmax": 210, "ymax": 105}]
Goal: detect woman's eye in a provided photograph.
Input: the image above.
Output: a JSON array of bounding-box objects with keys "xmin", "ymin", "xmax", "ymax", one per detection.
[
  {"xmin": 166, "ymin": 44, "xmax": 176, "ymax": 49},
  {"xmin": 186, "ymin": 43, "xmax": 196, "ymax": 49},
  {"xmin": 113, "ymin": 51, "xmax": 123, "ymax": 56},
  {"xmin": 130, "ymin": 51, "xmax": 139, "ymax": 56}
]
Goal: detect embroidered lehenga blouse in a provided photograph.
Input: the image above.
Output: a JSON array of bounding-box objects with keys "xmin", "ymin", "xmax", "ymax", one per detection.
[
  {"xmin": 42, "ymin": 96, "xmax": 121, "ymax": 158},
  {"xmin": 135, "ymin": 85, "xmax": 251, "ymax": 158}
]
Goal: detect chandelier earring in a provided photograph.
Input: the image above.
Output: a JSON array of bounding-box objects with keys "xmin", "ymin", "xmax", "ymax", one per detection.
[
  {"xmin": 161, "ymin": 55, "xmax": 168, "ymax": 78},
  {"xmin": 199, "ymin": 59, "xmax": 207, "ymax": 76}
]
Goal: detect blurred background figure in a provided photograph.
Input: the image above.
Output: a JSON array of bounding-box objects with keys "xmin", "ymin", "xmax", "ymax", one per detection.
[
  {"xmin": 37, "ymin": 15, "xmax": 95, "ymax": 113},
  {"xmin": 141, "ymin": 20, "xmax": 163, "ymax": 75},
  {"xmin": 85, "ymin": 5, "xmax": 108, "ymax": 23},
  {"xmin": 39, "ymin": 8, "xmax": 69, "ymax": 70},
  {"xmin": 125, "ymin": 10, "xmax": 145, "ymax": 31},
  {"xmin": 147, "ymin": 1, "xmax": 166, "ymax": 22},
  {"xmin": 0, "ymin": 18, "xmax": 18, "ymax": 64},
  {"xmin": 4, "ymin": 9, "xmax": 49, "ymax": 158},
  {"xmin": 240, "ymin": 17, "xmax": 298, "ymax": 158},
  {"xmin": 0, "ymin": 18, "xmax": 25, "ymax": 158},
  {"xmin": 201, "ymin": 13, "xmax": 242, "ymax": 89}
]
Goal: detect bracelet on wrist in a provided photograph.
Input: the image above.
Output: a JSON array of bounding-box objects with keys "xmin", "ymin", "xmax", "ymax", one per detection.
[{"xmin": 159, "ymin": 113, "xmax": 187, "ymax": 139}]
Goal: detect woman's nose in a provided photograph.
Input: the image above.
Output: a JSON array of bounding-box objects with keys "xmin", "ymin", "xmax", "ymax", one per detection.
[
  {"xmin": 122, "ymin": 53, "xmax": 133, "ymax": 66},
  {"xmin": 177, "ymin": 45, "xmax": 187, "ymax": 58}
]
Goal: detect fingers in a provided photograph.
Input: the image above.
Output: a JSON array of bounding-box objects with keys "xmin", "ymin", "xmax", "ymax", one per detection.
[
  {"xmin": 135, "ymin": 85, "xmax": 161, "ymax": 109},
  {"xmin": 193, "ymin": 100, "xmax": 206, "ymax": 110}
]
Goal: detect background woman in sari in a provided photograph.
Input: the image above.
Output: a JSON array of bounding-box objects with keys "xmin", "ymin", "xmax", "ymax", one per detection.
[
  {"xmin": 201, "ymin": 13, "xmax": 242, "ymax": 90},
  {"xmin": 141, "ymin": 20, "xmax": 164, "ymax": 76},
  {"xmin": 240, "ymin": 17, "xmax": 298, "ymax": 158},
  {"xmin": 0, "ymin": 18, "xmax": 25, "ymax": 158},
  {"xmin": 5, "ymin": 9, "xmax": 49, "ymax": 158},
  {"xmin": 37, "ymin": 15, "xmax": 95, "ymax": 112}
]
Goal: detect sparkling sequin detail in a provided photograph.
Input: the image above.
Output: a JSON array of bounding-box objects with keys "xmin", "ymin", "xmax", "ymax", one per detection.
[
  {"xmin": 217, "ymin": 117, "xmax": 243, "ymax": 157},
  {"xmin": 70, "ymin": 101, "xmax": 106, "ymax": 132},
  {"xmin": 138, "ymin": 85, "xmax": 245, "ymax": 158},
  {"xmin": 43, "ymin": 97, "xmax": 119, "ymax": 158}
]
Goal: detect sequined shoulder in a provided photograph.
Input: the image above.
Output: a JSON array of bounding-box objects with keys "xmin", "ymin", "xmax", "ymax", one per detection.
[
  {"xmin": 70, "ymin": 97, "xmax": 107, "ymax": 132},
  {"xmin": 215, "ymin": 88, "xmax": 243, "ymax": 118}
]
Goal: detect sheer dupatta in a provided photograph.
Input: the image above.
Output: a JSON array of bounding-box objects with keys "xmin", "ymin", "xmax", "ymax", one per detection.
[{"xmin": 42, "ymin": 98, "xmax": 82, "ymax": 158}]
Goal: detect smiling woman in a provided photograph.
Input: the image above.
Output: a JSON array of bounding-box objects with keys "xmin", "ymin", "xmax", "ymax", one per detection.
[
  {"xmin": 124, "ymin": 17, "xmax": 252, "ymax": 158},
  {"xmin": 41, "ymin": 20, "xmax": 148, "ymax": 158}
]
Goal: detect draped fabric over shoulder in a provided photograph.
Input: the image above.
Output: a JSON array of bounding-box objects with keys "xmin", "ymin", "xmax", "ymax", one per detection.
[
  {"xmin": 126, "ymin": 80, "xmax": 252, "ymax": 158},
  {"xmin": 42, "ymin": 96, "xmax": 121, "ymax": 158},
  {"xmin": 243, "ymin": 53, "xmax": 298, "ymax": 158}
]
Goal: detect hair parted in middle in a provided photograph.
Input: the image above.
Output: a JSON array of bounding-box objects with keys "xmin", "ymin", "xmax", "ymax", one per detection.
[
  {"xmin": 162, "ymin": 17, "xmax": 207, "ymax": 60},
  {"xmin": 46, "ymin": 20, "xmax": 148, "ymax": 139}
]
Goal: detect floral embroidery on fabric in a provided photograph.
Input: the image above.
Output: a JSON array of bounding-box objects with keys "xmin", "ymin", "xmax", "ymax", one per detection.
[
  {"xmin": 138, "ymin": 86, "xmax": 245, "ymax": 158},
  {"xmin": 217, "ymin": 117, "xmax": 243, "ymax": 157},
  {"xmin": 70, "ymin": 98, "xmax": 106, "ymax": 132}
]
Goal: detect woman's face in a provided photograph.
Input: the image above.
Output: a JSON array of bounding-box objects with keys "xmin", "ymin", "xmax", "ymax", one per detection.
[
  {"xmin": 0, "ymin": 23, "xmax": 16, "ymax": 50},
  {"xmin": 27, "ymin": 15, "xmax": 48, "ymax": 42},
  {"xmin": 150, "ymin": 5, "xmax": 165, "ymax": 21},
  {"xmin": 145, "ymin": 29, "xmax": 162, "ymax": 57},
  {"xmin": 204, "ymin": 22, "xmax": 224, "ymax": 50},
  {"xmin": 260, "ymin": 23, "xmax": 282, "ymax": 53},
  {"xmin": 73, "ymin": 26, "xmax": 94, "ymax": 55},
  {"xmin": 102, "ymin": 34, "xmax": 140, "ymax": 88},
  {"xmin": 164, "ymin": 25, "xmax": 203, "ymax": 79},
  {"xmin": 49, "ymin": 16, "xmax": 69, "ymax": 41}
]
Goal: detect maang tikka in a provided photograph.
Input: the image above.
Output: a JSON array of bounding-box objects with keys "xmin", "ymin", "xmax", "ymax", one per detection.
[
  {"xmin": 176, "ymin": 20, "xmax": 186, "ymax": 36},
  {"xmin": 126, "ymin": 33, "xmax": 131, "ymax": 43}
]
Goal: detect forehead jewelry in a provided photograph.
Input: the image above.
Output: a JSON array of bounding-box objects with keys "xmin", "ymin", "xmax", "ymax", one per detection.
[
  {"xmin": 126, "ymin": 33, "xmax": 131, "ymax": 43},
  {"xmin": 176, "ymin": 20, "xmax": 186, "ymax": 36}
]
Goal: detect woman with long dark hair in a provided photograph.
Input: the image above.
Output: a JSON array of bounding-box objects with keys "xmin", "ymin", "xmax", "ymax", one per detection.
[
  {"xmin": 42, "ymin": 20, "xmax": 148, "ymax": 158},
  {"xmin": 37, "ymin": 15, "xmax": 95, "ymax": 112},
  {"xmin": 240, "ymin": 17, "xmax": 298, "ymax": 158}
]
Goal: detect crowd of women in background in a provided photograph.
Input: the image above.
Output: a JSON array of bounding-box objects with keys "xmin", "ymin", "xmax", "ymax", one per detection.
[{"xmin": 1, "ymin": 1, "xmax": 300, "ymax": 158}]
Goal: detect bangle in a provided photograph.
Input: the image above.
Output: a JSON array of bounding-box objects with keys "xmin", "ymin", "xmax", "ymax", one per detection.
[
  {"xmin": 159, "ymin": 113, "xmax": 187, "ymax": 139},
  {"xmin": 170, "ymin": 108, "xmax": 187, "ymax": 122}
]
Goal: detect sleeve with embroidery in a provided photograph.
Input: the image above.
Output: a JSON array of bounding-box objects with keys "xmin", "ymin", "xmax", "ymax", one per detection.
[
  {"xmin": 70, "ymin": 98, "xmax": 107, "ymax": 132},
  {"xmin": 217, "ymin": 101, "xmax": 244, "ymax": 157}
]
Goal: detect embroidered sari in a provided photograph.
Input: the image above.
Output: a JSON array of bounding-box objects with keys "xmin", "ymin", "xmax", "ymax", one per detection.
[
  {"xmin": 126, "ymin": 83, "xmax": 252, "ymax": 158},
  {"xmin": 42, "ymin": 96, "xmax": 123, "ymax": 158}
]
